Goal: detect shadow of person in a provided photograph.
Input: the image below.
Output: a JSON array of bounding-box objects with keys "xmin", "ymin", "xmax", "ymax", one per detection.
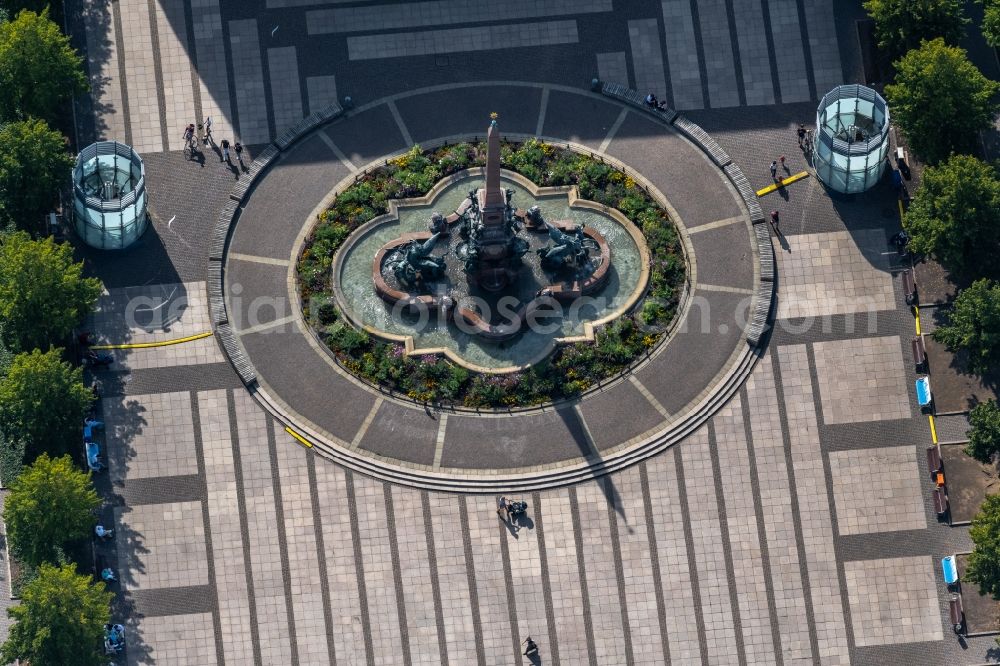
[
  {"xmin": 227, "ymin": 160, "xmax": 240, "ymax": 179},
  {"xmin": 778, "ymin": 186, "xmax": 789, "ymax": 202},
  {"xmin": 502, "ymin": 514, "xmax": 519, "ymax": 538},
  {"xmin": 773, "ymin": 225, "xmax": 791, "ymax": 253},
  {"xmin": 512, "ymin": 513, "xmax": 534, "ymax": 531}
]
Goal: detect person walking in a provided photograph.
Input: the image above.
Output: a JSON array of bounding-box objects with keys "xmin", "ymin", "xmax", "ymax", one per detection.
[
  {"xmin": 221, "ymin": 138, "xmax": 231, "ymax": 163},
  {"xmin": 770, "ymin": 210, "xmax": 780, "ymax": 234},
  {"xmin": 769, "ymin": 160, "xmax": 778, "ymax": 181},
  {"xmin": 203, "ymin": 116, "xmax": 213, "ymax": 145},
  {"xmin": 183, "ymin": 123, "xmax": 195, "ymax": 149},
  {"xmin": 234, "ymin": 141, "xmax": 244, "ymax": 165},
  {"xmin": 779, "ymin": 155, "xmax": 786, "ymax": 171},
  {"xmin": 797, "ymin": 124, "xmax": 806, "ymax": 147}
]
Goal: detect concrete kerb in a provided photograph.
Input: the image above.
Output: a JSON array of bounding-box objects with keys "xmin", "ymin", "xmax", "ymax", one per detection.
[{"xmin": 212, "ymin": 84, "xmax": 764, "ymax": 491}]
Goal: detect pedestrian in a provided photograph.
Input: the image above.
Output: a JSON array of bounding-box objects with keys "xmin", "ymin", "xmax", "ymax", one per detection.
[
  {"xmin": 496, "ymin": 496, "xmax": 509, "ymax": 522},
  {"xmin": 644, "ymin": 92, "xmax": 658, "ymax": 108},
  {"xmin": 234, "ymin": 141, "xmax": 244, "ymax": 165},
  {"xmin": 183, "ymin": 123, "xmax": 195, "ymax": 148},
  {"xmin": 797, "ymin": 124, "xmax": 806, "ymax": 147},
  {"xmin": 523, "ymin": 636, "xmax": 539, "ymax": 657},
  {"xmin": 779, "ymin": 155, "xmax": 786, "ymax": 171},
  {"xmin": 221, "ymin": 138, "xmax": 231, "ymax": 163},
  {"xmin": 203, "ymin": 116, "xmax": 213, "ymax": 144},
  {"xmin": 770, "ymin": 210, "xmax": 780, "ymax": 228},
  {"xmin": 769, "ymin": 160, "xmax": 777, "ymax": 180}
]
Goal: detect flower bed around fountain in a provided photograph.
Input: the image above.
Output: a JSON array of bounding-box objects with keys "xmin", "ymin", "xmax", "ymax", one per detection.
[{"xmin": 296, "ymin": 139, "xmax": 687, "ymax": 408}]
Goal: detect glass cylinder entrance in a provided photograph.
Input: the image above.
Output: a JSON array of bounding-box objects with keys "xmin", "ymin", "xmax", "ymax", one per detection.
[
  {"xmin": 813, "ymin": 85, "xmax": 890, "ymax": 194},
  {"xmin": 72, "ymin": 141, "xmax": 148, "ymax": 249}
]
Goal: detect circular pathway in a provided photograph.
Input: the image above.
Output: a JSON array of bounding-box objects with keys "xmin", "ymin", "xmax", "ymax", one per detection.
[{"xmin": 223, "ymin": 82, "xmax": 760, "ymax": 491}]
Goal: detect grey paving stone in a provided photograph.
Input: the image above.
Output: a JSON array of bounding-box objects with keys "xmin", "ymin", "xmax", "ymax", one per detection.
[
  {"xmin": 267, "ymin": 47, "xmax": 305, "ymax": 135},
  {"xmin": 126, "ymin": 612, "xmax": 217, "ymax": 666},
  {"xmin": 645, "ymin": 449, "xmax": 704, "ymax": 662},
  {"xmin": 115, "ymin": 500, "xmax": 209, "ymax": 591},
  {"xmin": 829, "ymin": 446, "xmax": 926, "ymax": 535},
  {"xmin": 229, "ymin": 19, "xmax": 272, "ymax": 144},
  {"xmin": 845, "ymin": 557, "xmax": 943, "ymax": 647},
  {"xmin": 346, "ymin": 21, "xmax": 579, "ymax": 61},
  {"xmin": 778, "ymin": 344, "xmax": 851, "ymax": 664},
  {"xmin": 309, "ymin": 0, "xmax": 611, "ymax": 34},
  {"xmin": 661, "ymin": 0, "xmax": 704, "ymax": 110},
  {"xmin": 627, "ymin": 19, "xmax": 667, "ymax": 102},
  {"xmin": 813, "ymin": 335, "xmax": 910, "ymax": 425},
  {"xmin": 715, "ymin": 394, "xmax": 779, "ymax": 663},
  {"xmin": 774, "ymin": 230, "xmax": 895, "ymax": 320},
  {"xmin": 682, "ymin": 426, "xmax": 741, "ymax": 662},
  {"xmin": 744, "ymin": 354, "xmax": 815, "ymax": 663}
]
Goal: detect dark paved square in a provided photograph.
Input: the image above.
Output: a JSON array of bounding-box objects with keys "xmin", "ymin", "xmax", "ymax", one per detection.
[
  {"xmin": 357, "ymin": 401, "xmax": 437, "ymax": 467},
  {"xmin": 395, "ymin": 85, "xmax": 543, "ymax": 144},
  {"xmin": 687, "ymin": 222, "xmax": 754, "ymax": 289},
  {"xmin": 579, "ymin": 380, "xmax": 665, "ymax": 451}
]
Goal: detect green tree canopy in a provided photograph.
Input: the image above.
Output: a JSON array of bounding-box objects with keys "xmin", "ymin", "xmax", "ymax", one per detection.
[
  {"xmin": 0, "ymin": 563, "xmax": 111, "ymax": 666},
  {"xmin": 966, "ymin": 400, "xmax": 1000, "ymax": 463},
  {"xmin": 902, "ymin": 154, "xmax": 1000, "ymax": 277},
  {"xmin": 0, "ymin": 118, "xmax": 74, "ymax": 233},
  {"xmin": 932, "ymin": 279, "xmax": 1000, "ymax": 375},
  {"xmin": 965, "ymin": 494, "xmax": 1000, "ymax": 599},
  {"xmin": 985, "ymin": 0, "xmax": 1000, "ymax": 47},
  {"xmin": 864, "ymin": 0, "xmax": 968, "ymax": 59},
  {"xmin": 0, "ymin": 348, "xmax": 93, "ymax": 459},
  {"xmin": 885, "ymin": 38, "xmax": 1000, "ymax": 164},
  {"xmin": 0, "ymin": 9, "xmax": 87, "ymax": 124},
  {"xmin": 3, "ymin": 453, "xmax": 100, "ymax": 565},
  {"xmin": 0, "ymin": 231, "xmax": 102, "ymax": 350}
]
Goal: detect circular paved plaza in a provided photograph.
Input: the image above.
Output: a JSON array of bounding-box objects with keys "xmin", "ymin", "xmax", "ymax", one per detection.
[{"xmin": 223, "ymin": 83, "xmax": 761, "ymax": 490}]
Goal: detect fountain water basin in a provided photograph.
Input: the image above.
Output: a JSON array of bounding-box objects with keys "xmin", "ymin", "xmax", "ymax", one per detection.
[{"xmin": 333, "ymin": 169, "xmax": 649, "ymax": 372}]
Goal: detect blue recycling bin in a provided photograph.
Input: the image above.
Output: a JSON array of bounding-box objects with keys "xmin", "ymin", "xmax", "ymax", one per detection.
[{"xmin": 942, "ymin": 556, "xmax": 958, "ymax": 585}]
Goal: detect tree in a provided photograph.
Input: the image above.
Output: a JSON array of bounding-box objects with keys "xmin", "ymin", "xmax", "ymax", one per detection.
[
  {"xmin": 0, "ymin": 232, "xmax": 102, "ymax": 351},
  {"xmin": 0, "ymin": 9, "xmax": 87, "ymax": 124},
  {"xmin": 966, "ymin": 494, "xmax": 1000, "ymax": 599},
  {"xmin": 985, "ymin": 0, "xmax": 1000, "ymax": 46},
  {"xmin": 966, "ymin": 400, "xmax": 1000, "ymax": 463},
  {"xmin": 0, "ymin": 119, "xmax": 74, "ymax": 233},
  {"xmin": 0, "ymin": 348, "xmax": 93, "ymax": 458},
  {"xmin": 864, "ymin": 0, "xmax": 968, "ymax": 59},
  {"xmin": 903, "ymin": 155, "xmax": 1000, "ymax": 277},
  {"xmin": 884, "ymin": 39, "xmax": 1000, "ymax": 164},
  {"xmin": 0, "ymin": 563, "xmax": 111, "ymax": 666},
  {"xmin": 3, "ymin": 454, "xmax": 100, "ymax": 565},
  {"xmin": 933, "ymin": 279, "xmax": 1000, "ymax": 375}
]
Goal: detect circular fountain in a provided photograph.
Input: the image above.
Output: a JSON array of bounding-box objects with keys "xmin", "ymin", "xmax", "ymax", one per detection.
[{"xmin": 333, "ymin": 121, "xmax": 648, "ymax": 371}]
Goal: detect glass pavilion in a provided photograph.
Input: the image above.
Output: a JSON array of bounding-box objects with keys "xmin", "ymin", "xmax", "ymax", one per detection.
[
  {"xmin": 813, "ymin": 84, "xmax": 890, "ymax": 194},
  {"xmin": 72, "ymin": 141, "xmax": 148, "ymax": 249}
]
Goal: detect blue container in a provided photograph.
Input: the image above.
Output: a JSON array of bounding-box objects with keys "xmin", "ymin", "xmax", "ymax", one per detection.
[
  {"xmin": 916, "ymin": 377, "xmax": 932, "ymax": 406},
  {"xmin": 942, "ymin": 556, "xmax": 958, "ymax": 585}
]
